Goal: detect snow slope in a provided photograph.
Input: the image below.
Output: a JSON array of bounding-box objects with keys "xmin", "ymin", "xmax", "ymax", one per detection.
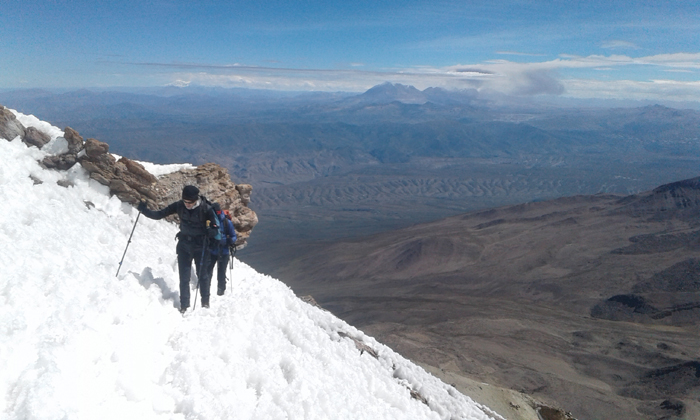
[{"xmin": 0, "ymin": 112, "xmax": 503, "ymax": 420}]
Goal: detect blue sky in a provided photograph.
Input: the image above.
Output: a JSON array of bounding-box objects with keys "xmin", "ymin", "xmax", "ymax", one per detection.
[{"xmin": 2, "ymin": 0, "xmax": 700, "ymax": 102}]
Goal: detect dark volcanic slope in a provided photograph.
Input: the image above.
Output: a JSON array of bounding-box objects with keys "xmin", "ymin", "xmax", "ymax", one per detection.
[{"xmin": 274, "ymin": 177, "xmax": 700, "ymax": 420}]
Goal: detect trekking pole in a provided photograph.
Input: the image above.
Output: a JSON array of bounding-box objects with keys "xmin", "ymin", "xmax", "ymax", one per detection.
[
  {"xmin": 116, "ymin": 212, "xmax": 141, "ymax": 277},
  {"xmin": 193, "ymin": 237, "xmax": 209, "ymax": 310},
  {"xmin": 228, "ymin": 247, "xmax": 233, "ymax": 284},
  {"xmin": 230, "ymin": 245, "xmax": 237, "ymax": 281}
]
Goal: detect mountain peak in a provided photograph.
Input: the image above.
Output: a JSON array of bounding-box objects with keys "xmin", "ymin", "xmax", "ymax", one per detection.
[{"xmin": 359, "ymin": 82, "xmax": 428, "ymax": 104}]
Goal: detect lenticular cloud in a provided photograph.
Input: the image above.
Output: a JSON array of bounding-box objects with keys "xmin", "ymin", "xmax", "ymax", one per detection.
[{"xmin": 0, "ymin": 111, "xmax": 502, "ymax": 420}]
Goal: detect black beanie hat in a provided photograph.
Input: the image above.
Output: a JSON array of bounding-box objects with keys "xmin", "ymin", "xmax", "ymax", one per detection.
[{"xmin": 182, "ymin": 185, "xmax": 199, "ymax": 201}]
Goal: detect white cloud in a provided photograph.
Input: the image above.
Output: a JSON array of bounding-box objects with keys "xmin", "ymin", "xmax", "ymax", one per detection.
[
  {"xmin": 495, "ymin": 51, "xmax": 547, "ymax": 57},
  {"xmin": 601, "ymin": 40, "xmax": 640, "ymax": 50},
  {"xmin": 563, "ymin": 78, "xmax": 700, "ymax": 101},
  {"xmin": 137, "ymin": 52, "xmax": 700, "ymax": 103},
  {"xmin": 167, "ymin": 79, "xmax": 191, "ymax": 87}
]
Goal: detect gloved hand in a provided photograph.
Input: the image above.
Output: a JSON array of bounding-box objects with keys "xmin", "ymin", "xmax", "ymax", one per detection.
[
  {"xmin": 208, "ymin": 226, "xmax": 219, "ymax": 238},
  {"xmin": 137, "ymin": 201, "xmax": 147, "ymax": 212}
]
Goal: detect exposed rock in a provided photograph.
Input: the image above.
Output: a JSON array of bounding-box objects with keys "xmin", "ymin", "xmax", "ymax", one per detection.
[
  {"xmin": 62, "ymin": 130, "xmax": 257, "ymax": 246},
  {"xmin": 63, "ymin": 126, "xmax": 84, "ymax": 154},
  {"xmin": 39, "ymin": 126, "xmax": 85, "ymax": 170},
  {"xmin": 236, "ymin": 184, "xmax": 253, "ymax": 205},
  {"xmin": 300, "ymin": 295, "xmax": 326, "ymax": 310},
  {"xmin": 121, "ymin": 157, "xmax": 157, "ymax": 185},
  {"xmin": 75, "ymin": 137, "xmax": 160, "ymax": 205},
  {"xmin": 89, "ymin": 171, "xmax": 110, "ymax": 186},
  {"xmin": 536, "ymin": 406, "xmax": 577, "ymax": 420},
  {"xmin": 338, "ymin": 331, "xmax": 379, "ymax": 359},
  {"xmin": 232, "ymin": 206, "xmax": 258, "ymax": 235},
  {"xmin": 154, "ymin": 163, "xmax": 258, "ymax": 246},
  {"xmin": 0, "ymin": 105, "xmax": 26, "ymax": 141},
  {"xmin": 23, "ymin": 126, "xmax": 51, "ymax": 149},
  {"xmin": 0, "ymin": 105, "xmax": 52, "ymax": 149},
  {"xmin": 10, "ymin": 119, "xmax": 256, "ymax": 248},
  {"xmin": 84, "ymin": 137, "xmax": 109, "ymax": 157},
  {"xmin": 42, "ymin": 154, "xmax": 78, "ymax": 171},
  {"xmin": 57, "ymin": 179, "xmax": 74, "ymax": 188},
  {"xmin": 410, "ymin": 389, "xmax": 429, "ymax": 405}
]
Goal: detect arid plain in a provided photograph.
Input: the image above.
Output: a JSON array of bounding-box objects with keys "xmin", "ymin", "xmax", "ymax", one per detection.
[{"xmin": 272, "ymin": 179, "xmax": 700, "ymax": 420}]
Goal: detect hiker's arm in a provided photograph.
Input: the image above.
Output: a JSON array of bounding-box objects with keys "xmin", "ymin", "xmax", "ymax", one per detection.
[
  {"xmin": 138, "ymin": 201, "xmax": 177, "ymax": 220},
  {"xmin": 226, "ymin": 219, "xmax": 237, "ymax": 246}
]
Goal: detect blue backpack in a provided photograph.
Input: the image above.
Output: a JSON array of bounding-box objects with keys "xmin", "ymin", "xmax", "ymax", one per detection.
[{"xmin": 211, "ymin": 208, "xmax": 236, "ymax": 254}]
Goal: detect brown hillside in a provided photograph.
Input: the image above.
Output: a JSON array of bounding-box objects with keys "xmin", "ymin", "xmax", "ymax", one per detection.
[{"xmin": 275, "ymin": 177, "xmax": 700, "ymax": 420}]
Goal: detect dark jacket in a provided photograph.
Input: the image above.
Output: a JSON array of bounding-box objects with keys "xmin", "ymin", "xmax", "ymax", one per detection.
[{"xmin": 141, "ymin": 199, "xmax": 218, "ymax": 239}]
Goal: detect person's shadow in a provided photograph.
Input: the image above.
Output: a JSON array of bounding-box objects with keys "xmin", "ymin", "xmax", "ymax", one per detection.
[{"xmin": 133, "ymin": 267, "xmax": 179, "ymax": 308}]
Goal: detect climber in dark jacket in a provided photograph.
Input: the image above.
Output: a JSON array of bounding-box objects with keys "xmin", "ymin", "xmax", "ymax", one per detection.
[{"xmin": 138, "ymin": 185, "xmax": 219, "ymax": 313}]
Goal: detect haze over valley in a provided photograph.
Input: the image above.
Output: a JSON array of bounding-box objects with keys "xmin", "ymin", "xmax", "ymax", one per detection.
[{"xmin": 4, "ymin": 85, "xmax": 700, "ymax": 272}]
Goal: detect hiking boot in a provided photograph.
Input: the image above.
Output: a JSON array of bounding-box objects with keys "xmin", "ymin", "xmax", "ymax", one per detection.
[
  {"xmin": 179, "ymin": 306, "xmax": 188, "ymax": 314},
  {"xmin": 202, "ymin": 297, "xmax": 210, "ymax": 308},
  {"xmin": 217, "ymin": 287, "xmax": 225, "ymax": 296}
]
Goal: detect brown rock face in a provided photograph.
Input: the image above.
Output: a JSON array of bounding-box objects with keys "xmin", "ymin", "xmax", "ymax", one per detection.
[
  {"xmin": 63, "ymin": 126, "xmax": 84, "ymax": 154},
  {"xmin": 70, "ymin": 132, "xmax": 257, "ymax": 246},
  {"xmin": 23, "ymin": 127, "xmax": 51, "ymax": 149},
  {"xmin": 0, "ymin": 105, "xmax": 52, "ymax": 149},
  {"xmin": 2, "ymin": 116, "xmax": 258, "ymax": 248},
  {"xmin": 153, "ymin": 163, "xmax": 258, "ymax": 246},
  {"xmin": 0, "ymin": 105, "xmax": 27, "ymax": 141},
  {"xmin": 84, "ymin": 137, "xmax": 110, "ymax": 157},
  {"xmin": 40, "ymin": 125, "xmax": 85, "ymax": 170},
  {"xmin": 77, "ymin": 138, "xmax": 157, "ymax": 204}
]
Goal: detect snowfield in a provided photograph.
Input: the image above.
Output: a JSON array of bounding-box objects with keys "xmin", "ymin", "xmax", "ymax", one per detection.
[{"xmin": 0, "ymin": 111, "xmax": 503, "ymax": 420}]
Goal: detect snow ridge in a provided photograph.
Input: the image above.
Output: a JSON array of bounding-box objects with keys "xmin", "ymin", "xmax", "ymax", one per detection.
[{"xmin": 0, "ymin": 112, "xmax": 502, "ymax": 420}]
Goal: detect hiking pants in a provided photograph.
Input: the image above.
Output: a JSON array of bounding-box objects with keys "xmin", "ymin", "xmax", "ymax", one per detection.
[
  {"xmin": 205, "ymin": 253, "xmax": 230, "ymax": 293},
  {"xmin": 176, "ymin": 235, "xmax": 211, "ymax": 308}
]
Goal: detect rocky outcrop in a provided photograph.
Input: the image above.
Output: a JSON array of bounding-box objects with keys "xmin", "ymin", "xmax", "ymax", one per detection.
[
  {"xmin": 0, "ymin": 108, "xmax": 257, "ymax": 247},
  {"xmin": 63, "ymin": 126, "xmax": 85, "ymax": 154},
  {"xmin": 78, "ymin": 137, "xmax": 159, "ymax": 204},
  {"xmin": 66, "ymin": 129, "xmax": 257, "ymax": 246},
  {"xmin": 153, "ymin": 163, "xmax": 258, "ymax": 246},
  {"xmin": 1, "ymin": 105, "xmax": 52, "ymax": 149},
  {"xmin": 0, "ymin": 106, "xmax": 26, "ymax": 141},
  {"xmin": 24, "ymin": 126, "xmax": 51, "ymax": 148},
  {"xmin": 41, "ymin": 126, "xmax": 86, "ymax": 170}
]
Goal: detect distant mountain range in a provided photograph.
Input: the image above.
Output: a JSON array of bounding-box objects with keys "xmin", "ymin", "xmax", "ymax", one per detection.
[
  {"xmin": 339, "ymin": 82, "xmax": 482, "ymax": 106},
  {"xmin": 3, "ymin": 82, "xmax": 699, "ymax": 266}
]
